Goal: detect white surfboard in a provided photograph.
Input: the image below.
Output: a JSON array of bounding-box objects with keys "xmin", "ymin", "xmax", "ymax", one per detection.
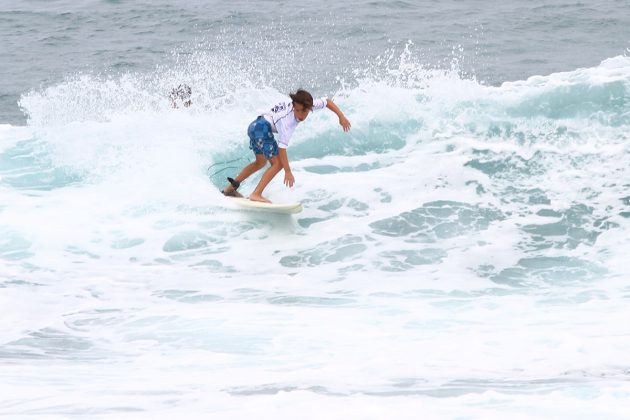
[{"xmin": 229, "ymin": 197, "xmax": 303, "ymax": 214}]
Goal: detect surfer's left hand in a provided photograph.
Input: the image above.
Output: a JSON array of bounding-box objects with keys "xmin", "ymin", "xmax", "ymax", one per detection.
[
  {"xmin": 284, "ymin": 171, "xmax": 295, "ymax": 188},
  {"xmin": 339, "ymin": 116, "xmax": 351, "ymax": 132}
]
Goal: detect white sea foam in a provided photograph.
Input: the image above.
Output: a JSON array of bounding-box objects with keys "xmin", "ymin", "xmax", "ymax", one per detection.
[{"xmin": 2, "ymin": 55, "xmax": 630, "ymax": 418}]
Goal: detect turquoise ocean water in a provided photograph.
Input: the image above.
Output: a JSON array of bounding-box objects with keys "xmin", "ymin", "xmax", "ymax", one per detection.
[{"xmin": 1, "ymin": 1, "xmax": 630, "ymax": 418}]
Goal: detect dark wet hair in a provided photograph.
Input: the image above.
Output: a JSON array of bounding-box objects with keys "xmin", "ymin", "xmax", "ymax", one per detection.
[
  {"xmin": 170, "ymin": 84, "xmax": 192, "ymax": 107},
  {"xmin": 289, "ymin": 89, "xmax": 313, "ymax": 110}
]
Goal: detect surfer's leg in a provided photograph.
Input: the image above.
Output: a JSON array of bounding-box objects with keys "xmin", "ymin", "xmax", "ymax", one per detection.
[
  {"xmin": 249, "ymin": 156, "xmax": 282, "ymax": 203},
  {"xmin": 222, "ymin": 154, "xmax": 267, "ymax": 195},
  {"xmin": 224, "ymin": 116, "xmax": 274, "ymax": 196},
  {"xmin": 235, "ymin": 154, "xmax": 267, "ymax": 183}
]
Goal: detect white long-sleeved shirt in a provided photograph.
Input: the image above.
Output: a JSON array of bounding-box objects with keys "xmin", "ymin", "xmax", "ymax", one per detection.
[{"xmin": 260, "ymin": 97, "xmax": 327, "ymax": 148}]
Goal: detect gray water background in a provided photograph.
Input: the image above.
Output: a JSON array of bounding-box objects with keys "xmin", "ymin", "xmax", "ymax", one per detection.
[{"xmin": 1, "ymin": 0, "xmax": 629, "ymax": 125}]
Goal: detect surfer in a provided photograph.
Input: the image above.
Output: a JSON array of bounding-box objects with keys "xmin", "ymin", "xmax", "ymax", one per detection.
[
  {"xmin": 170, "ymin": 84, "xmax": 192, "ymax": 108},
  {"xmin": 221, "ymin": 89, "xmax": 351, "ymax": 203}
]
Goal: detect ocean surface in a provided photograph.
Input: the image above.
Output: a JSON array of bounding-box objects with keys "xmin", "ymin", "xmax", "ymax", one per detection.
[{"xmin": 2, "ymin": 1, "xmax": 630, "ymax": 418}]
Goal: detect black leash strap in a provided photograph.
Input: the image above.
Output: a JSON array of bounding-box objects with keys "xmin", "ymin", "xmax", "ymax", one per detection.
[{"xmin": 227, "ymin": 177, "xmax": 241, "ymax": 190}]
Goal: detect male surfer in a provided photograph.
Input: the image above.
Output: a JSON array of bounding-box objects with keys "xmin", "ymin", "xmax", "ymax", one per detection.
[
  {"xmin": 221, "ymin": 89, "xmax": 351, "ymax": 203},
  {"xmin": 170, "ymin": 84, "xmax": 192, "ymax": 108}
]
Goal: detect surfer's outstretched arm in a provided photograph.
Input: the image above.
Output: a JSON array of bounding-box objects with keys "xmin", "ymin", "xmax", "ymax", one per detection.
[
  {"xmin": 278, "ymin": 148, "xmax": 294, "ymax": 187},
  {"xmin": 326, "ymin": 99, "xmax": 352, "ymax": 132}
]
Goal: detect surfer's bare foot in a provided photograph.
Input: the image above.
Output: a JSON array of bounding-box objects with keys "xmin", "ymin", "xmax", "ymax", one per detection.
[
  {"xmin": 249, "ymin": 193, "xmax": 272, "ymax": 203},
  {"xmin": 221, "ymin": 177, "xmax": 243, "ymax": 197},
  {"xmin": 222, "ymin": 189, "xmax": 243, "ymax": 198},
  {"xmin": 221, "ymin": 186, "xmax": 243, "ymax": 198}
]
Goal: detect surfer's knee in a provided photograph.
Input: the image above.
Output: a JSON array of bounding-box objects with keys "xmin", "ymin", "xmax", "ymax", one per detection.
[
  {"xmin": 270, "ymin": 158, "xmax": 282, "ymax": 172},
  {"xmin": 253, "ymin": 155, "xmax": 267, "ymax": 170}
]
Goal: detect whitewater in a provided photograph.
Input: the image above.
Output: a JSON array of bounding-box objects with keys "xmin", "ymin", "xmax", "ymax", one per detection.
[{"xmin": 2, "ymin": 2, "xmax": 630, "ymax": 419}]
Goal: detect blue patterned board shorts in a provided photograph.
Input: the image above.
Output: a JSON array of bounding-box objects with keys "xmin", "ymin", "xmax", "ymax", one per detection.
[{"xmin": 248, "ymin": 116, "xmax": 278, "ymax": 159}]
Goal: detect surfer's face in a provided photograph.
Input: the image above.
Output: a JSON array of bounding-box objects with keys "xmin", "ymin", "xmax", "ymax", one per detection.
[{"xmin": 293, "ymin": 103, "xmax": 311, "ymax": 122}]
